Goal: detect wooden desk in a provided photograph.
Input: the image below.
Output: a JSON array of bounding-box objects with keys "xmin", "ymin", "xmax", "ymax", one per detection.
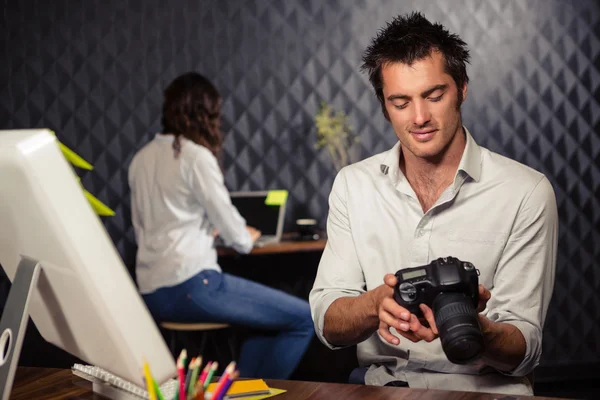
[
  {"xmin": 11, "ymin": 367, "xmax": 567, "ymax": 400},
  {"xmin": 216, "ymin": 232, "xmax": 346, "ymax": 383},
  {"xmin": 217, "ymin": 233, "xmax": 326, "ymax": 256}
]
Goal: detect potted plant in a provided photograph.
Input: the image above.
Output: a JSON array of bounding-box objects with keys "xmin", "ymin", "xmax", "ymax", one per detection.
[{"xmin": 314, "ymin": 102, "xmax": 359, "ymax": 171}]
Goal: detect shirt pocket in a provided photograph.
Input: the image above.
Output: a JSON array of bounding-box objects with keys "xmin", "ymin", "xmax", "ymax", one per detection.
[{"xmin": 435, "ymin": 230, "xmax": 507, "ymax": 287}]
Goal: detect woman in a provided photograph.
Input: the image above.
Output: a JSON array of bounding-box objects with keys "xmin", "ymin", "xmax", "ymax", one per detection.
[{"xmin": 128, "ymin": 72, "xmax": 313, "ymax": 379}]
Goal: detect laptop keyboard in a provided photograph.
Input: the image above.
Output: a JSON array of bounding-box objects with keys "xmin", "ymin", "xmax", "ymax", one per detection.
[{"xmin": 254, "ymin": 235, "xmax": 279, "ymax": 247}]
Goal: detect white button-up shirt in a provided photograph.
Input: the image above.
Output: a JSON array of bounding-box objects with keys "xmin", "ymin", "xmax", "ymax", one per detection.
[
  {"xmin": 129, "ymin": 134, "xmax": 252, "ymax": 294},
  {"xmin": 310, "ymin": 128, "xmax": 558, "ymax": 395}
]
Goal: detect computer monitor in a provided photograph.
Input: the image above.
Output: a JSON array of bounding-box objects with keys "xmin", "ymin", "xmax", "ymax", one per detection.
[
  {"xmin": 0, "ymin": 129, "xmax": 176, "ymax": 396},
  {"xmin": 230, "ymin": 191, "xmax": 286, "ymax": 243}
]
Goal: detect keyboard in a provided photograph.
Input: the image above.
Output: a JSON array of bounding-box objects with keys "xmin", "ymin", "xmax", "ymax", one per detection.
[
  {"xmin": 72, "ymin": 364, "xmax": 180, "ymax": 400},
  {"xmin": 253, "ymin": 235, "xmax": 279, "ymax": 247}
]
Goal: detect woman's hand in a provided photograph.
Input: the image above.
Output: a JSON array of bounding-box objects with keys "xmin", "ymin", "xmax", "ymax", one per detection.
[{"xmin": 246, "ymin": 226, "xmax": 262, "ymax": 242}]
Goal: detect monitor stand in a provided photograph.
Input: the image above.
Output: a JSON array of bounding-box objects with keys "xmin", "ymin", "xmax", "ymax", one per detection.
[{"xmin": 0, "ymin": 257, "xmax": 42, "ymax": 400}]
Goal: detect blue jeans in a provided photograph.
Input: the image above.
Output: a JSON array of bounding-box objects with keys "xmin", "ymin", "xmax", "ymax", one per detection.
[{"xmin": 142, "ymin": 270, "xmax": 314, "ymax": 379}]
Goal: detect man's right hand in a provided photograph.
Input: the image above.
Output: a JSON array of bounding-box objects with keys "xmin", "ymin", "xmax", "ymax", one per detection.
[
  {"xmin": 322, "ymin": 273, "xmax": 444, "ymax": 346},
  {"xmin": 246, "ymin": 226, "xmax": 262, "ymax": 243},
  {"xmin": 376, "ymin": 274, "xmax": 439, "ymax": 345}
]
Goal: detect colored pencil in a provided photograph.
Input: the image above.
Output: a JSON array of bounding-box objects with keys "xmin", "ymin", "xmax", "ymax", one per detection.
[
  {"xmin": 152, "ymin": 376, "xmax": 166, "ymax": 400},
  {"xmin": 210, "ymin": 362, "xmax": 236, "ymax": 400},
  {"xmin": 187, "ymin": 357, "xmax": 202, "ymax": 397},
  {"xmin": 184, "ymin": 357, "xmax": 196, "ymax": 395},
  {"xmin": 198, "ymin": 361, "xmax": 212, "ymax": 385},
  {"xmin": 203, "ymin": 361, "xmax": 218, "ymax": 390},
  {"xmin": 177, "ymin": 350, "xmax": 187, "ymax": 400},
  {"xmin": 214, "ymin": 370, "xmax": 239, "ymax": 400},
  {"xmin": 142, "ymin": 361, "xmax": 157, "ymax": 400}
]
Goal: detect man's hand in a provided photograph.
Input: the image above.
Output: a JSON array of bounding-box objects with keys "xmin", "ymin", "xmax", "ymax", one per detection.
[
  {"xmin": 476, "ymin": 284, "xmax": 491, "ymax": 312},
  {"xmin": 377, "ymin": 274, "xmax": 437, "ymax": 345},
  {"xmin": 377, "ymin": 274, "xmax": 491, "ymax": 346},
  {"xmin": 246, "ymin": 225, "xmax": 262, "ymax": 242}
]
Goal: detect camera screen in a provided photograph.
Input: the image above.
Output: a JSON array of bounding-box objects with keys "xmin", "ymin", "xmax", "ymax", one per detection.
[{"xmin": 402, "ymin": 269, "xmax": 426, "ymax": 280}]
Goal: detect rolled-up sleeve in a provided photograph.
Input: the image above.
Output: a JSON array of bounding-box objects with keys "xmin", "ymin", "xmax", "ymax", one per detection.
[
  {"xmin": 485, "ymin": 176, "xmax": 558, "ymax": 376},
  {"xmin": 309, "ymin": 168, "xmax": 368, "ymax": 349},
  {"xmin": 186, "ymin": 151, "xmax": 253, "ymax": 254}
]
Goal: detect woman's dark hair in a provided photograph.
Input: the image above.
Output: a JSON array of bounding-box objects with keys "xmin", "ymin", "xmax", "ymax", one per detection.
[
  {"xmin": 361, "ymin": 12, "xmax": 470, "ymax": 115},
  {"xmin": 161, "ymin": 72, "xmax": 223, "ymax": 158}
]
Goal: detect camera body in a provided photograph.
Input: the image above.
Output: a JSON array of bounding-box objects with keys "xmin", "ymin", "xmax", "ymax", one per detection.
[
  {"xmin": 393, "ymin": 257, "xmax": 484, "ymax": 364},
  {"xmin": 393, "ymin": 256, "xmax": 479, "ymax": 315}
]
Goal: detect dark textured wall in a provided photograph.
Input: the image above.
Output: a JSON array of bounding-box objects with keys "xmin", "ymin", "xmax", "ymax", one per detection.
[{"xmin": 2, "ymin": 0, "xmax": 600, "ymax": 375}]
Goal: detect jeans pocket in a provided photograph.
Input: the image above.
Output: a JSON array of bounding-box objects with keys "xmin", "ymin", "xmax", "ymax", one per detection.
[
  {"xmin": 183, "ymin": 270, "xmax": 224, "ymax": 298},
  {"xmin": 179, "ymin": 270, "xmax": 225, "ymax": 318}
]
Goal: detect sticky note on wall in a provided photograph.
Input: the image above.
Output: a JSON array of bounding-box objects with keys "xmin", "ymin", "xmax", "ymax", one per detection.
[
  {"xmin": 52, "ymin": 130, "xmax": 115, "ymax": 217},
  {"xmin": 58, "ymin": 141, "xmax": 94, "ymax": 170},
  {"xmin": 83, "ymin": 190, "xmax": 116, "ymax": 216},
  {"xmin": 265, "ymin": 190, "xmax": 288, "ymax": 206},
  {"xmin": 51, "ymin": 131, "xmax": 94, "ymax": 170}
]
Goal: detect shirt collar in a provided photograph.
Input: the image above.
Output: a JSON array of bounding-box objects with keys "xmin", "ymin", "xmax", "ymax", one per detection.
[
  {"xmin": 379, "ymin": 141, "xmax": 402, "ymax": 182},
  {"xmin": 458, "ymin": 127, "xmax": 482, "ymax": 182},
  {"xmin": 379, "ymin": 126, "xmax": 482, "ymax": 183},
  {"xmin": 155, "ymin": 133, "xmax": 175, "ymax": 142}
]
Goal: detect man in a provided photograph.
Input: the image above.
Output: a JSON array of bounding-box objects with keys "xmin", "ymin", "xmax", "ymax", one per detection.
[{"xmin": 309, "ymin": 12, "xmax": 557, "ymax": 395}]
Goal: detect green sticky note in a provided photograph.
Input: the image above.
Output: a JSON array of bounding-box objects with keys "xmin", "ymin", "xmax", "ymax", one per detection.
[
  {"xmin": 58, "ymin": 142, "xmax": 94, "ymax": 170},
  {"xmin": 50, "ymin": 130, "xmax": 94, "ymax": 170},
  {"xmin": 83, "ymin": 190, "xmax": 116, "ymax": 216},
  {"xmin": 265, "ymin": 190, "xmax": 288, "ymax": 206}
]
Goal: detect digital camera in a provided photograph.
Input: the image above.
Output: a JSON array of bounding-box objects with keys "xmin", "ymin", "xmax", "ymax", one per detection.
[{"xmin": 393, "ymin": 256, "xmax": 484, "ymax": 364}]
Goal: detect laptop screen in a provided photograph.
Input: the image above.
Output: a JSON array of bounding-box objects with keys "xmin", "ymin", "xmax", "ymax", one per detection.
[{"xmin": 230, "ymin": 192, "xmax": 284, "ymax": 237}]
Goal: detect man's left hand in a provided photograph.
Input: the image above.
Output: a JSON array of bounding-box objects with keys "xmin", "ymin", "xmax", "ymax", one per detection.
[{"xmin": 401, "ymin": 284, "xmax": 491, "ymax": 343}]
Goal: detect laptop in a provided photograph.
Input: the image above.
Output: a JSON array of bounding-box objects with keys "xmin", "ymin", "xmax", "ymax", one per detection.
[{"xmin": 230, "ymin": 190, "xmax": 287, "ymax": 247}]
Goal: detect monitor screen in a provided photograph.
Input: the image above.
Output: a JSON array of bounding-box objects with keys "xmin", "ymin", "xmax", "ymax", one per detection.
[
  {"xmin": 0, "ymin": 129, "xmax": 176, "ymax": 387},
  {"xmin": 231, "ymin": 193, "xmax": 283, "ymax": 236}
]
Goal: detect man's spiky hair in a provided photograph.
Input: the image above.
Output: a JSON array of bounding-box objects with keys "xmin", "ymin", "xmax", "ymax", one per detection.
[{"xmin": 361, "ymin": 12, "xmax": 470, "ymax": 113}]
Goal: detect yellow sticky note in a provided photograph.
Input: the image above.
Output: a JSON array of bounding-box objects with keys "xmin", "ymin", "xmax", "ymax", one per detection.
[
  {"xmin": 58, "ymin": 142, "xmax": 94, "ymax": 170},
  {"xmin": 207, "ymin": 379, "xmax": 269, "ymax": 396},
  {"xmin": 50, "ymin": 131, "xmax": 93, "ymax": 170},
  {"xmin": 206, "ymin": 379, "xmax": 285, "ymax": 399},
  {"xmin": 50, "ymin": 130, "xmax": 114, "ymax": 217},
  {"xmin": 83, "ymin": 190, "xmax": 116, "ymax": 216},
  {"xmin": 265, "ymin": 190, "xmax": 288, "ymax": 206}
]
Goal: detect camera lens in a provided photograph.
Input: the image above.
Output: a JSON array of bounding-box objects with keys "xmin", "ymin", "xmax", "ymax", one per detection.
[{"xmin": 432, "ymin": 293, "xmax": 484, "ymax": 364}]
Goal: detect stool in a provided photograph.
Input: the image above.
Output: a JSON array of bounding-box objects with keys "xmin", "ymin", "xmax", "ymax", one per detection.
[{"xmin": 160, "ymin": 322, "xmax": 236, "ymax": 364}]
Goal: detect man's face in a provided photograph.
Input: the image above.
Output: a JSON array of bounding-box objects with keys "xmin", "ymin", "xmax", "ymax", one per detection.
[{"xmin": 381, "ymin": 51, "xmax": 467, "ymax": 161}]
